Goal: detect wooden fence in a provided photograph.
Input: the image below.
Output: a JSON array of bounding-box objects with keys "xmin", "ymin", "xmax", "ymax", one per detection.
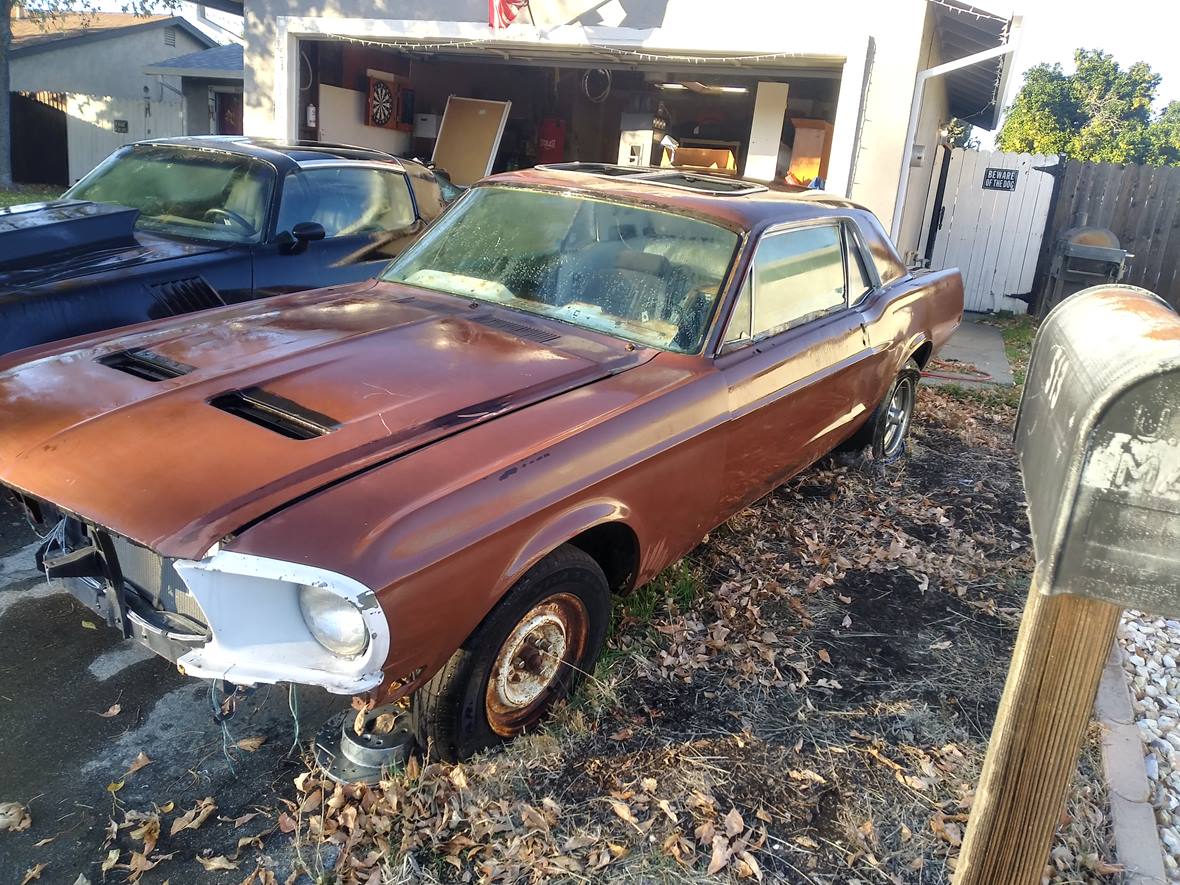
[{"xmin": 1036, "ymin": 161, "xmax": 1180, "ymax": 310}]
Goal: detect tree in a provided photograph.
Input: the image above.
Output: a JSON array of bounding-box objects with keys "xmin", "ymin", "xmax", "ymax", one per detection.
[
  {"xmin": 996, "ymin": 49, "xmax": 1162, "ymax": 164},
  {"xmin": 1, "ymin": 0, "xmax": 176, "ymax": 187},
  {"xmin": 1147, "ymin": 100, "xmax": 1180, "ymax": 166}
]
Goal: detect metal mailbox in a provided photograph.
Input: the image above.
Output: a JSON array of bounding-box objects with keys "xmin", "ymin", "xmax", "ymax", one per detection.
[{"xmin": 1015, "ymin": 285, "xmax": 1180, "ymax": 615}]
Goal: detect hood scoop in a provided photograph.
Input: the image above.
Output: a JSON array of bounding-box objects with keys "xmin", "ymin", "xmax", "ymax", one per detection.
[
  {"xmin": 98, "ymin": 349, "xmax": 194, "ymax": 382},
  {"xmin": 210, "ymin": 387, "xmax": 340, "ymax": 440},
  {"xmin": 0, "ymin": 199, "xmax": 138, "ymax": 271}
]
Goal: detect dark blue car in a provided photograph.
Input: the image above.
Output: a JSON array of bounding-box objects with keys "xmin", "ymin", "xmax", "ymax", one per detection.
[{"xmin": 0, "ymin": 137, "xmax": 454, "ymax": 356}]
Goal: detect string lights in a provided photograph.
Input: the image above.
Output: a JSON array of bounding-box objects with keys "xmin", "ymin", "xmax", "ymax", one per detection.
[{"xmin": 329, "ymin": 32, "xmax": 817, "ymax": 65}]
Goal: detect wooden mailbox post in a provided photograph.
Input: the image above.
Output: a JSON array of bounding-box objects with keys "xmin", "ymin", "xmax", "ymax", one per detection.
[{"xmin": 955, "ymin": 285, "xmax": 1180, "ymax": 885}]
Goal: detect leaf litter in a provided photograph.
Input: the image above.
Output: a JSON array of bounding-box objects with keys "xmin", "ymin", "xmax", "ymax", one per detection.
[{"xmin": 77, "ymin": 368, "xmax": 1117, "ymax": 883}]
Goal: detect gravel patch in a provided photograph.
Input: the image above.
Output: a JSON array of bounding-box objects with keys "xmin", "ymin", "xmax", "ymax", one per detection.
[{"xmin": 1118, "ymin": 611, "xmax": 1180, "ymax": 880}]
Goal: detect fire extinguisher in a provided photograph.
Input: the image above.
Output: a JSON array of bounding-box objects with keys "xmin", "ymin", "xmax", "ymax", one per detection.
[{"xmin": 537, "ymin": 118, "xmax": 567, "ymax": 165}]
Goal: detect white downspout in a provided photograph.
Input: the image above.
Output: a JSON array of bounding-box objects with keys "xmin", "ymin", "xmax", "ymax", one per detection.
[{"xmin": 889, "ymin": 16, "xmax": 1023, "ymax": 241}]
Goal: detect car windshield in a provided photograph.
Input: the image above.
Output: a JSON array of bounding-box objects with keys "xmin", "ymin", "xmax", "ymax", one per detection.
[
  {"xmin": 381, "ymin": 186, "xmax": 740, "ymax": 353},
  {"xmin": 66, "ymin": 147, "xmax": 275, "ymax": 244}
]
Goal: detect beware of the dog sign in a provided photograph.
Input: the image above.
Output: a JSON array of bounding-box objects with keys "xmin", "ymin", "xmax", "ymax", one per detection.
[{"xmin": 1015, "ymin": 284, "xmax": 1180, "ymax": 615}]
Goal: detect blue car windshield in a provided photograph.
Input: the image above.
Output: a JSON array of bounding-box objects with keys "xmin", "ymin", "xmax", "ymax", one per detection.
[{"xmin": 67, "ymin": 147, "xmax": 275, "ymax": 244}]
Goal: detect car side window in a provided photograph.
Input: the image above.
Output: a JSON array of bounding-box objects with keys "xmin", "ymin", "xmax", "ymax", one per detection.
[
  {"xmin": 844, "ymin": 223, "xmax": 876, "ymax": 304},
  {"xmin": 276, "ymin": 168, "xmax": 415, "ymax": 239},
  {"xmin": 722, "ymin": 272, "xmax": 753, "ymax": 346},
  {"xmin": 751, "ymin": 224, "xmax": 846, "ymax": 338}
]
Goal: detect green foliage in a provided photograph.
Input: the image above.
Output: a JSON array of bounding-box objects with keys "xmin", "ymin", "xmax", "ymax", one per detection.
[
  {"xmin": 997, "ymin": 49, "xmax": 1180, "ymax": 166},
  {"xmin": 945, "ymin": 118, "xmax": 979, "ymax": 150}
]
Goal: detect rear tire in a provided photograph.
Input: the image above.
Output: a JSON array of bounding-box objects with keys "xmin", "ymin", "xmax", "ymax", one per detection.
[
  {"xmin": 839, "ymin": 358, "xmax": 921, "ymax": 462},
  {"xmin": 411, "ymin": 544, "xmax": 610, "ymax": 761}
]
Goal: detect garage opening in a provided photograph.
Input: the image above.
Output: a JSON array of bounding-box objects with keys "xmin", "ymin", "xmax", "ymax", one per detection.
[{"xmin": 292, "ymin": 39, "xmax": 842, "ymax": 188}]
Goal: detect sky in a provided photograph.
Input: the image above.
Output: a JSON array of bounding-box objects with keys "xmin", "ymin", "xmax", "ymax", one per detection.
[{"xmin": 978, "ymin": 0, "xmax": 1180, "ymax": 145}]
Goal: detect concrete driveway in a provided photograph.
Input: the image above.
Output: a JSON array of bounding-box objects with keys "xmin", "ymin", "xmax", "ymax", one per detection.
[{"xmin": 0, "ymin": 496, "xmax": 339, "ymax": 884}]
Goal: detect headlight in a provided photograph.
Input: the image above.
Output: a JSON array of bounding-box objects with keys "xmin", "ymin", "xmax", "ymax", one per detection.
[{"xmin": 298, "ymin": 585, "xmax": 369, "ymax": 656}]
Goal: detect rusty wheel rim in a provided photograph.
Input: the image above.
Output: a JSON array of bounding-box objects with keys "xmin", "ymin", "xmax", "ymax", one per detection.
[{"xmin": 485, "ymin": 592, "xmax": 589, "ymax": 737}]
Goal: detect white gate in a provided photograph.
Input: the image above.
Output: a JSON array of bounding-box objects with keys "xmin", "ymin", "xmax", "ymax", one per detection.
[
  {"xmin": 65, "ymin": 94, "xmax": 186, "ymax": 184},
  {"xmin": 921, "ymin": 148, "xmax": 1057, "ymax": 313}
]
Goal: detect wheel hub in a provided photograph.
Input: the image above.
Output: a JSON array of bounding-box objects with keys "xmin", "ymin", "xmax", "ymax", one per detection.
[
  {"xmin": 495, "ymin": 612, "xmax": 568, "ymax": 708},
  {"xmin": 485, "ymin": 592, "xmax": 589, "ymax": 737}
]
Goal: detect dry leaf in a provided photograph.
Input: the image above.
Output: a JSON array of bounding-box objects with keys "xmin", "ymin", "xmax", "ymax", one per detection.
[
  {"xmin": 373, "ymin": 713, "xmax": 398, "ymax": 734},
  {"xmin": 196, "ymin": 855, "xmax": 238, "ymax": 871},
  {"xmin": 233, "ymin": 812, "xmax": 260, "ymax": 828},
  {"xmin": 608, "ymin": 800, "xmax": 637, "ymax": 826},
  {"xmin": 276, "ymin": 812, "xmax": 297, "ymax": 834},
  {"xmin": 236, "ymin": 736, "xmax": 266, "ymax": 752},
  {"xmin": 33, "ymin": 837, "xmax": 54, "ymax": 847},
  {"xmin": 170, "ymin": 798, "xmax": 216, "ymax": 837},
  {"xmin": 98, "ymin": 704, "xmax": 121, "ymax": 718},
  {"xmin": 817, "ymin": 648, "xmax": 831, "ymax": 664},
  {"xmin": 724, "ymin": 807, "xmax": 744, "ymax": 838},
  {"xmin": 19, "ymin": 863, "xmax": 45, "ymax": 885},
  {"xmin": 640, "ymin": 777, "xmax": 658, "ymax": 793},
  {"xmin": 71, "ymin": 875, "xmax": 91, "ymax": 885},
  {"xmin": 126, "ymin": 751, "xmax": 153, "ymax": 775},
  {"xmin": 449, "ymin": 767, "xmax": 469, "ymax": 791},
  {"xmin": 81, "ymin": 620, "xmax": 97, "ymax": 630},
  {"xmin": 707, "ymin": 834, "xmax": 730, "ymax": 875},
  {"xmin": 106, "ymin": 780, "xmax": 124, "ymax": 794},
  {"xmin": 101, "ymin": 849, "xmax": 120, "ymax": 872},
  {"xmin": 0, "ymin": 801, "xmax": 32, "ymax": 832}
]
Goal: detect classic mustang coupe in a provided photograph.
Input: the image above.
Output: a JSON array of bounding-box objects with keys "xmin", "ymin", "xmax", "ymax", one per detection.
[
  {"xmin": 0, "ymin": 137, "xmax": 452, "ymax": 356},
  {"xmin": 0, "ymin": 164, "xmax": 962, "ymax": 760}
]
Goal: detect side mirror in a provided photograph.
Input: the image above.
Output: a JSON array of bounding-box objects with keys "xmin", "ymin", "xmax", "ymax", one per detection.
[{"xmin": 280, "ymin": 221, "xmax": 326, "ymax": 254}]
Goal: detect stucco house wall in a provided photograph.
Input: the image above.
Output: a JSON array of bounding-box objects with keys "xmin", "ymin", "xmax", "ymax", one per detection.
[
  {"xmin": 10, "ymin": 25, "xmax": 207, "ymax": 98},
  {"xmin": 10, "ymin": 21, "xmax": 213, "ymax": 182},
  {"xmin": 894, "ymin": 2, "xmax": 952, "ymax": 263}
]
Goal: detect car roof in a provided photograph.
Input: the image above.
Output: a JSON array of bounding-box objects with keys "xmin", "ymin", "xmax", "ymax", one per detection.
[
  {"xmin": 131, "ymin": 136, "xmax": 420, "ymax": 175},
  {"xmin": 483, "ymin": 164, "xmax": 872, "ymax": 232}
]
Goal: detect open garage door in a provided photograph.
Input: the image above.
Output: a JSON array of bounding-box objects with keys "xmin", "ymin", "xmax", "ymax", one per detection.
[{"xmin": 294, "ymin": 36, "xmax": 843, "ymax": 188}]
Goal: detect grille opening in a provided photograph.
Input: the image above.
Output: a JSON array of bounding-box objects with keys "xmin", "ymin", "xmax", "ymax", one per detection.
[
  {"xmin": 98, "ymin": 349, "xmax": 194, "ymax": 381},
  {"xmin": 210, "ymin": 387, "xmax": 339, "ymax": 440}
]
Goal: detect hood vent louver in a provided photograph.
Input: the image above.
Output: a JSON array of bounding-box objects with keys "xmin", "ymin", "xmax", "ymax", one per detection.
[
  {"xmin": 474, "ymin": 314, "xmax": 561, "ymax": 344},
  {"xmin": 98, "ymin": 349, "xmax": 194, "ymax": 382},
  {"xmin": 210, "ymin": 387, "xmax": 339, "ymax": 440},
  {"xmin": 146, "ymin": 276, "xmax": 225, "ymax": 319}
]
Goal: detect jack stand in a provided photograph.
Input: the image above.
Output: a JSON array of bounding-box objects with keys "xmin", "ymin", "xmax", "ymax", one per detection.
[{"xmin": 312, "ymin": 706, "xmax": 415, "ymax": 785}]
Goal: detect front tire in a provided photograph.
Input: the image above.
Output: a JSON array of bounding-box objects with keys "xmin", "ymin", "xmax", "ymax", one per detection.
[{"xmin": 411, "ymin": 544, "xmax": 610, "ymax": 761}]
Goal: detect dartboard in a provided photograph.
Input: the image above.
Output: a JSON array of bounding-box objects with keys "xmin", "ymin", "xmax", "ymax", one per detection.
[{"xmin": 369, "ymin": 79, "xmax": 394, "ymax": 127}]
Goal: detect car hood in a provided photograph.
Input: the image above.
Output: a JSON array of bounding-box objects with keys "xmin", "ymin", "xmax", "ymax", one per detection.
[
  {"xmin": 0, "ymin": 282, "xmax": 654, "ymax": 559},
  {"xmin": 0, "ymin": 199, "xmax": 226, "ymax": 295}
]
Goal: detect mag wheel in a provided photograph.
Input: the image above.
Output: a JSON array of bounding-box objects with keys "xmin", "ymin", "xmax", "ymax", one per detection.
[
  {"xmin": 412, "ymin": 544, "xmax": 610, "ymax": 760},
  {"xmin": 877, "ymin": 369, "xmax": 917, "ymax": 461}
]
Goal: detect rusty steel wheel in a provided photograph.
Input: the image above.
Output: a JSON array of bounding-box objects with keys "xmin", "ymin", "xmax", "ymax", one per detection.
[
  {"xmin": 412, "ymin": 544, "xmax": 610, "ymax": 761},
  {"xmin": 485, "ymin": 592, "xmax": 590, "ymax": 737}
]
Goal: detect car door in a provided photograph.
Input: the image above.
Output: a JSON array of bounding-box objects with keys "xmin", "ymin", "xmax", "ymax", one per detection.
[
  {"xmin": 253, "ymin": 164, "xmax": 422, "ymax": 297},
  {"xmin": 715, "ymin": 221, "xmax": 877, "ymax": 515}
]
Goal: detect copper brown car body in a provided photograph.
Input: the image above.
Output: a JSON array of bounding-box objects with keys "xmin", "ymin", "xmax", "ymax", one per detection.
[{"xmin": 0, "ymin": 165, "xmax": 962, "ymax": 754}]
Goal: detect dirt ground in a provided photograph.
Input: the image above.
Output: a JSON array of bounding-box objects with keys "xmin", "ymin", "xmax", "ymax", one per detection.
[{"xmin": 0, "ymin": 333, "xmax": 1118, "ymax": 884}]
